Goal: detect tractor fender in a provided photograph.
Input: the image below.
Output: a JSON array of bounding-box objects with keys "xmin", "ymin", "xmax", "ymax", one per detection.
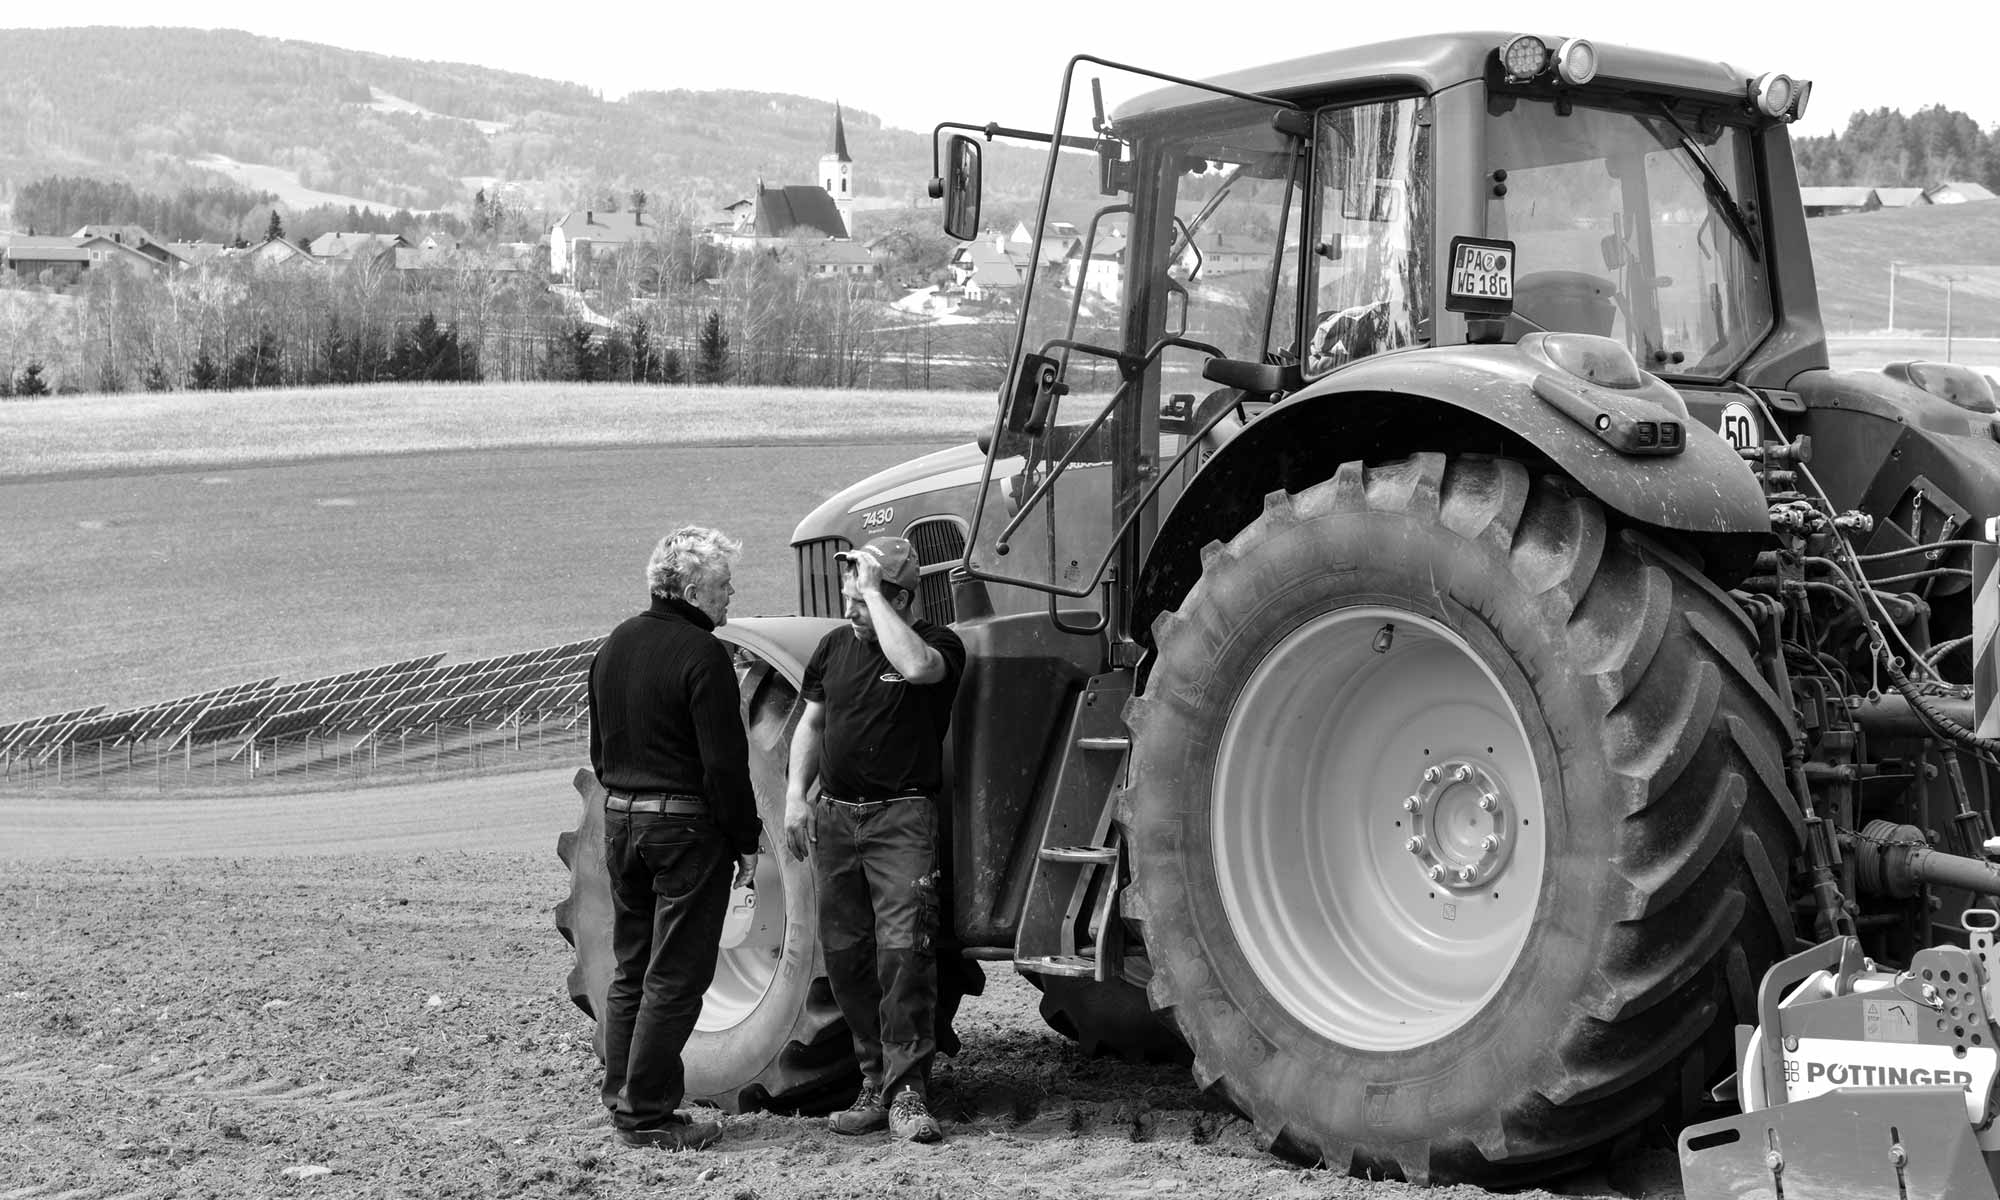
[
  {"xmin": 715, "ymin": 616, "xmax": 845, "ymax": 689},
  {"xmin": 1136, "ymin": 345, "xmax": 1771, "ymax": 638}
]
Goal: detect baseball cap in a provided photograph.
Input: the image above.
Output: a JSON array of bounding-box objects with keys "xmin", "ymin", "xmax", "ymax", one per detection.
[{"xmin": 837, "ymin": 536, "xmax": 923, "ymax": 596}]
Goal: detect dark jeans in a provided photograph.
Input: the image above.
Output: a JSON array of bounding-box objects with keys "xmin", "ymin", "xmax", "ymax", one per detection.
[
  {"xmin": 601, "ymin": 810, "xmax": 731, "ymax": 1131},
  {"xmin": 815, "ymin": 793, "xmax": 940, "ymax": 1101}
]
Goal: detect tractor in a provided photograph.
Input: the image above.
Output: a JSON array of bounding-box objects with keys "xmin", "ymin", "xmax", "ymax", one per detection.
[{"xmin": 559, "ymin": 31, "xmax": 2000, "ymax": 1188}]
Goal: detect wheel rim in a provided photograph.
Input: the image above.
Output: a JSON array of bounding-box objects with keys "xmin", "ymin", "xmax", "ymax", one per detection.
[
  {"xmin": 1213, "ymin": 605, "xmax": 1546, "ymax": 1050},
  {"xmin": 696, "ymin": 853, "xmax": 788, "ymax": 1032}
]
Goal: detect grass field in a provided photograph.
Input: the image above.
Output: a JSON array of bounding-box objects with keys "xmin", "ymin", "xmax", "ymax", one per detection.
[
  {"xmin": 1809, "ymin": 202, "xmax": 2000, "ymax": 338},
  {"xmin": 0, "ymin": 382, "xmax": 994, "ymax": 480},
  {"xmin": 0, "ymin": 442, "xmax": 947, "ymax": 722}
]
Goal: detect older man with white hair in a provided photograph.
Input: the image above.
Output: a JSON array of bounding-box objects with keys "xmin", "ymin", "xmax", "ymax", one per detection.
[{"xmin": 588, "ymin": 524, "xmax": 759, "ymax": 1151}]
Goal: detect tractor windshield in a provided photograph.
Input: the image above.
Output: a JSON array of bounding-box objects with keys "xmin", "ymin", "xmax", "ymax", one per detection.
[
  {"xmin": 961, "ymin": 60, "xmax": 1302, "ymax": 600},
  {"xmin": 1486, "ymin": 98, "xmax": 1774, "ymax": 378}
]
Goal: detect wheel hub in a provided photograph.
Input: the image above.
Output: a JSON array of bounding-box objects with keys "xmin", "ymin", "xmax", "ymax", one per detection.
[
  {"xmin": 1211, "ymin": 605, "xmax": 1547, "ymax": 1050},
  {"xmin": 1405, "ymin": 759, "xmax": 1515, "ymax": 890}
]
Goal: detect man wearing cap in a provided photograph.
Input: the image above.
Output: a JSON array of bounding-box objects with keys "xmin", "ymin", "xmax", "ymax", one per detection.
[
  {"xmin": 589, "ymin": 525, "xmax": 760, "ymax": 1151},
  {"xmin": 782, "ymin": 536, "xmax": 965, "ymax": 1143}
]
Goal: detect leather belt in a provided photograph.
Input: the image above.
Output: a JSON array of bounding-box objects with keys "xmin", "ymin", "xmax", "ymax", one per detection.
[
  {"xmin": 820, "ymin": 790, "xmax": 929, "ymax": 808},
  {"xmin": 605, "ymin": 791, "xmax": 707, "ymax": 815}
]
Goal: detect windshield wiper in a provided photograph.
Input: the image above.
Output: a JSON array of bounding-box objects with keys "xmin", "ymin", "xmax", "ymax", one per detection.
[
  {"xmin": 1169, "ymin": 162, "xmax": 1245, "ymax": 265},
  {"xmin": 1649, "ymin": 101, "xmax": 1762, "ymax": 263}
]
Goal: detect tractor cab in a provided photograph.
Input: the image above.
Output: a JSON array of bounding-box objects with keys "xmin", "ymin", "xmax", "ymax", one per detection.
[{"xmin": 934, "ymin": 33, "xmax": 1820, "ymax": 645}]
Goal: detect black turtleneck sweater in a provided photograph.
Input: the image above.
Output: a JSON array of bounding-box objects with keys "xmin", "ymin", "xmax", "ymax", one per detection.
[{"xmin": 587, "ymin": 595, "xmax": 759, "ymax": 855}]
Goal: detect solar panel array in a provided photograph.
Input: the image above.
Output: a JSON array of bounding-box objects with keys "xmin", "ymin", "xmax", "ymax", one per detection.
[{"xmin": 4, "ymin": 639, "xmax": 606, "ymax": 786}]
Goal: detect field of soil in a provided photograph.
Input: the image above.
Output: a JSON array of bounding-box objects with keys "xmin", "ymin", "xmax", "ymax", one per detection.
[{"xmin": 0, "ymin": 774, "xmax": 1678, "ymax": 1200}]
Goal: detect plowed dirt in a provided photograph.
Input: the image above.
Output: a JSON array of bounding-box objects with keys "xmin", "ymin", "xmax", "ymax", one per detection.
[{"xmin": 0, "ymin": 778, "xmax": 1678, "ymax": 1200}]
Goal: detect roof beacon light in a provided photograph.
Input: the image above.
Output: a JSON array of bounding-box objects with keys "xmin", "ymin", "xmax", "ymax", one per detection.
[
  {"xmin": 1555, "ymin": 38, "xmax": 1598, "ymax": 86},
  {"xmin": 1753, "ymin": 72, "xmax": 1797, "ymax": 119},
  {"xmin": 1501, "ymin": 34, "xmax": 1550, "ymax": 83}
]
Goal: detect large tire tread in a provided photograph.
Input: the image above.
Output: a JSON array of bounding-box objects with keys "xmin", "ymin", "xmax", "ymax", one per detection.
[{"xmin": 1123, "ymin": 453, "xmax": 1800, "ymax": 1185}]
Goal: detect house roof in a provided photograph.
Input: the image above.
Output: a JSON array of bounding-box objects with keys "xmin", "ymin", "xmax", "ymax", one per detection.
[
  {"xmin": 1799, "ymin": 186, "xmax": 1878, "ymax": 208},
  {"xmin": 73, "ymin": 223, "xmax": 157, "ymax": 247},
  {"xmin": 235, "ymin": 237, "xmax": 317, "ymax": 265},
  {"xmin": 754, "ymin": 184, "xmax": 847, "ymax": 239},
  {"xmin": 1925, "ymin": 181, "xmax": 1998, "ymax": 203},
  {"xmin": 1874, "ymin": 187, "xmax": 1930, "ymax": 208},
  {"xmin": 957, "ymin": 240, "xmax": 1030, "ymax": 269},
  {"xmin": 168, "ymin": 241, "xmax": 227, "ymax": 265},
  {"xmin": 310, "ymin": 231, "xmax": 409, "ymax": 258},
  {"xmin": 552, "ymin": 210, "xmax": 656, "ymax": 242},
  {"xmin": 969, "ymin": 261, "xmax": 1024, "ymax": 289},
  {"xmin": 5, "ymin": 236, "xmax": 90, "ymax": 263}
]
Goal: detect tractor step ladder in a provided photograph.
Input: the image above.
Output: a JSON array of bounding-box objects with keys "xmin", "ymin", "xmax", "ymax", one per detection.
[{"xmin": 1015, "ymin": 675, "xmax": 1131, "ymax": 985}]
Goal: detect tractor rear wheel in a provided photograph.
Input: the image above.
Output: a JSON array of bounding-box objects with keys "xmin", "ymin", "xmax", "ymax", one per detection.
[
  {"xmin": 1122, "ymin": 453, "xmax": 1799, "ymax": 1184},
  {"xmin": 554, "ymin": 636, "xmax": 853, "ymax": 1112}
]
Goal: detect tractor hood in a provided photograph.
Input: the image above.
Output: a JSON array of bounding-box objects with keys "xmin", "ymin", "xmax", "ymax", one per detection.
[{"xmin": 790, "ymin": 441, "xmax": 991, "ymax": 548}]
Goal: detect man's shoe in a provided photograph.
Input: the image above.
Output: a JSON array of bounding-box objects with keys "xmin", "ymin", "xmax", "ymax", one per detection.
[
  {"xmin": 829, "ymin": 1083, "xmax": 888, "ymax": 1135},
  {"xmin": 888, "ymin": 1091, "xmax": 942, "ymax": 1143},
  {"xmin": 616, "ymin": 1119, "xmax": 722, "ymax": 1150}
]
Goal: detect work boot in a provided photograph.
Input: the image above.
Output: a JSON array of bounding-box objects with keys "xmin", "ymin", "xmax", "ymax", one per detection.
[
  {"xmin": 888, "ymin": 1090, "xmax": 942, "ymax": 1143},
  {"xmin": 829, "ymin": 1083, "xmax": 888, "ymax": 1135},
  {"xmin": 616, "ymin": 1118, "xmax": 722, "ymax": 1150}
]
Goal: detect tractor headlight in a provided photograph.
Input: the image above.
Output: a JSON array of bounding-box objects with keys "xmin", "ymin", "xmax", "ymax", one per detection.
[
  {"xmin": 1554, "ymin": 38, "xmax": 1598, "ymax": 86},
  {"xmin": 1500, "ymin": 34, "xmax": 1550, "ymax": 83},
  {"xmin": 1752, "ymin": 72, "xmax": 1797, "ymax": 119}
]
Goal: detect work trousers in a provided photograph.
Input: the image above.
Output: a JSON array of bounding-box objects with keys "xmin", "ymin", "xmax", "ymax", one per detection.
[
  {"xmin": 601, "ymin": 810, "xmax": 731, "ymax": 1131},
  {"xmin": 815, "ymin": 793, "xmax": 940, "ymax": 1101}
]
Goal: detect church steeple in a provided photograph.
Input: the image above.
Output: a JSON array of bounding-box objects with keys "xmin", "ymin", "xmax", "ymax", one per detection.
[
  {"xmin": 820, "ymin": 102, "xmax": 856, "ymax": 240},
  {"xmin": 830, "ymin": 102, "xmax": 852, "ymax": 164}
]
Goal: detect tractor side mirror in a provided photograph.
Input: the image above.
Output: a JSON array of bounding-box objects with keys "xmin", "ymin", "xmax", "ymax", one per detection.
[
  {"xmin": 937, "ymin": 135, "xmax": 982, "ymax": 241},
  {"xmin": 1004, "ymin": 352, "xmax": 1063, "ymax": 437}
]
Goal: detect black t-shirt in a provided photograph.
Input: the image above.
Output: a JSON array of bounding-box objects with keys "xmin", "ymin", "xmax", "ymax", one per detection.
[{"xmin": 801, "ymin": 619, "xmax": 965, "ymax": 798}]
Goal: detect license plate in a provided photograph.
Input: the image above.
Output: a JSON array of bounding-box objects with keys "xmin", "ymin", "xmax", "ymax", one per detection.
[{"xmin": 1446, "ymin": 237, "xmax": 1515, "ymax": 315}]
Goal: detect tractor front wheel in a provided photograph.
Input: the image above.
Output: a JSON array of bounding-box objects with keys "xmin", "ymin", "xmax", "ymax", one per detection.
[{"xmin": 555, "ymin": 633, "xmax": 853, "ymax": 1112}]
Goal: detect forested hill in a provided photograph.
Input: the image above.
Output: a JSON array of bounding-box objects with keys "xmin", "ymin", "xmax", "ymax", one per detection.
[
  {"xmin": 2, "ymin": 27, "xmax": 1993, "ymax": 226},
  {"xmin": 0, "ymin": 26, "xmax": 941, "ymax": 214}
]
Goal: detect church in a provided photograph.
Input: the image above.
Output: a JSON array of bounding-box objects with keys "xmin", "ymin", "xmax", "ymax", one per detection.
[{"xmin": 723, "ymin": 104, "xmax": 858, "ymax": 251}]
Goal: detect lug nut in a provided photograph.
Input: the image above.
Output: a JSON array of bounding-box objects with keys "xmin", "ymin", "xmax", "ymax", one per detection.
[
  {"xmin": 1454, "ymin": 765, "xmax": 1473, "ymax": 783},
  {"xmin": 1405, "ymin": 837, "xmax": 1424, "ymax": 854},
  {"xmin": 1457, "ymin": 867, "xmax": 1474, "ymax": 883},
  {"xmin": 1402, "ymin": 795, "xmax": 1420, "ymax": 812},
  {"xmin": 1481, "ymin": 835, "xmax": 1499, "ymax": 853},
  {"xmin": 1428, "ymin": 865, "xmax": 1446, "ymax": 882},
  {"xmin": 1423, "ymin": 766, "xmax": 1441, "ymax": 783},
  {"xmin": 1478, "ymin": 793, "xmax": 1497, "ymax": 812}
]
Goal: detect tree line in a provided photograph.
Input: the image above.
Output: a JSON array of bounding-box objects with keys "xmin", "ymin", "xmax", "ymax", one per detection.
[
  {"xmin": 1793, "ymin": 105, "xmax": 2000, "ymax": 192},
  {"xmin": 12, "ymin": 175, "xmax": 486, "ymax": 250}
]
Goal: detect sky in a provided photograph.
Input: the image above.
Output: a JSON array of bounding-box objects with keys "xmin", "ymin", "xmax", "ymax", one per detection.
[{"xmin": 10, "ymin": 2, "xmax": 2000, "ymax": 138}]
